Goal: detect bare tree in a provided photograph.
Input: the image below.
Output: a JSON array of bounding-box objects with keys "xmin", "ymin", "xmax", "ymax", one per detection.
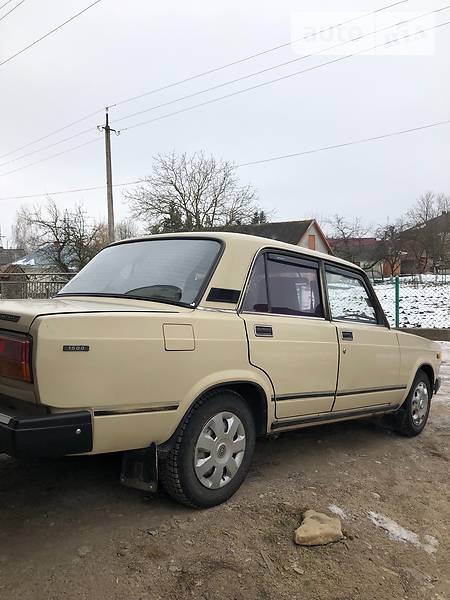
[
  {"xmin": 125, "ymin": 151, "xmax": 260, "ymax": 233},
  {"xmin": 405, "ymin": 191, "xmax": 450, "ymax": 274},
  {"xmin": 16, "ymin": 199, "xmax": 105, "ymax": 272},
  {"xmin": 376, "ymin": 219, "xmax": 407, "ymax": 277},
  {"xmin": 325, "ymin": 215, "xmax": 372, "ymax": 263},
  {"xmin": 434, "ymin": 193, "xmax": 450, "ymax": 274},
  {"xmin": 11, "ymin": 211, "xmax": 40, "ymax": 253},
  {"xmin": 115, "ymin": 218, "xmax": 140, "ymax": 240},
  {"xmin": 95, "ymin": 219, "xmax": 141, "ymax": 249}
]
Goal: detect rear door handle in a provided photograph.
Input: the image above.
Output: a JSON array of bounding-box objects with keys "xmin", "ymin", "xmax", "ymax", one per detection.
[
  {"xmin": 255, "ymin": 325, "xmax": 273, "ymax": 337},
  {"xmin": 342, "ymin": 331, "xmax": 353, "ymax": 341}
]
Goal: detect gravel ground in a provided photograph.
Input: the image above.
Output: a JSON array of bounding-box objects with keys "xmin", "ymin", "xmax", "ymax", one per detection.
[{"xmin": 0, "ymin": 345, "xmax": 449, "ymax": 600}]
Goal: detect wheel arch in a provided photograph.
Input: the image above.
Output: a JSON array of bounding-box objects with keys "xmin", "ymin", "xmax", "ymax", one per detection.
[
  {"xmin": 399, "ymin": 362, "xmax": 435, "ymax": 408},
  {"xmin": 205, "ymin": 381, "xmax": 269, "ymax": 436},
  {"xmin": 160, "ymin": 379, "xmax": 270, "ymax": 452},
  {"xmin": 189, "ymin": 380, "xmax": 269, "ymax": 436},
  {"xmin": 417, "ymin": 363, "xmax": 434, "ymax": 393}
]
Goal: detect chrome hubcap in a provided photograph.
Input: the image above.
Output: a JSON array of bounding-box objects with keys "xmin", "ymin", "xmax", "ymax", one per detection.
[
  {"xmin": 411, "ymin": 381, "xmax": 429, "ymax": 427},
  {"xmin": 194, "ymin": 411, "xmax": 246, "ymax": 489}
]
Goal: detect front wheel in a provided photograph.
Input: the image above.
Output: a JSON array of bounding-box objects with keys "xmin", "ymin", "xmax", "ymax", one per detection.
[
  {"xmin": 393, "ymin": 369, "xmax": 431, "ymax": 436},
  {"xmin": 159, "ymin": 389, "xmax": 256, "ymax": 508}
]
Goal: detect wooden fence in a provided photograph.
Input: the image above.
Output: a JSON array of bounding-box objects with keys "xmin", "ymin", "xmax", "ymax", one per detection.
[{"xmin": 0, "ymin": 273, "xmax": 75, "ymax": 300}]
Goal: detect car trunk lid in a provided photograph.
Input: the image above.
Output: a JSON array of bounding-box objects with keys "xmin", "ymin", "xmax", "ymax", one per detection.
[
  {"xmin": 0, "ymin": 296, "xmax": 190, "ymax": 405},
  {"xmin": 0, "ymin": 296, "xmax": 188, "ymax": 334}
]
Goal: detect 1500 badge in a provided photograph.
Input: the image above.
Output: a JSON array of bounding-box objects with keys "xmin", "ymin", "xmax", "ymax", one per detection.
[{"xmin": 63, "ymin": 345, "xmax": 90, "ymax": 352}]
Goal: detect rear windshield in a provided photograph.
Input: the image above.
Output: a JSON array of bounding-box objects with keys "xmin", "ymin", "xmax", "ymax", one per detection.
[{"xmin": 58, "ymin": 238, "xmax": 222, "ymax": 306}]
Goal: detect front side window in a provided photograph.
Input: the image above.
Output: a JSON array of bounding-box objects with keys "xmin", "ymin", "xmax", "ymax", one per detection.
[
  {"xmin": 58, "ymin": 238, "xmax": 222, "ymax": 306},
  {"xmin": 242, "ymin": 252, "xmax": 323, "ymax": 318},
  {"xmin": 267, "ymin": 257, "xmax": 323, "ymax": 317},
  {"xmin": 325, "ymin": 269, "xmax": 378, "ymax": 324}
]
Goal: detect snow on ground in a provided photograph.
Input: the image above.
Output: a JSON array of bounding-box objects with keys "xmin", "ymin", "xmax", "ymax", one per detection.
[
  {"xmin": 368, "ymin": 512, "xmax": 439, "ymax": 554},
  {"xmin": 328, "ymin": 504, "xmax": 348, "ymax": 520},
  {"xmin": 373, "ymin": 279, "xmax": 450, "ymax": 328}
]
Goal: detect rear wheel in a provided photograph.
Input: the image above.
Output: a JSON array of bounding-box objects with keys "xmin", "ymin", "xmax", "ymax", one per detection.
[
  {"xmin": 159, "ymin": 389, "xmax": 256, "ymax": 508},
  {"xmin": 393, "ymin": 369, "xmax": 431, "ymax": 436}
]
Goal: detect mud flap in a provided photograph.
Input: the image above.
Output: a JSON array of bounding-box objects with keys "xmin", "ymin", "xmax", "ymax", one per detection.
[{"xmin": 120, "ymin": 443, "xmax": 158, "ymax": 492}]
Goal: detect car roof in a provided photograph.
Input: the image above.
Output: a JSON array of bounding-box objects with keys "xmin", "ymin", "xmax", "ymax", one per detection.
[{"xmin": 111, "ymin": 231, "xmax": 362, "ymax": 272}]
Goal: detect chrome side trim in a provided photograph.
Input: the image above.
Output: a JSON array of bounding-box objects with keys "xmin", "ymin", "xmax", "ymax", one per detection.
[
  {"xmin": 274, "ymin": 385, "xmax": 406, "ymax": 403},
  {"xmin": 94, "ymin": 405, "xmax": 179, "ymax": 417},
  {"xmin": 276, "ymin": 391, "xmax": 335, "ymax": 401},
  {"xmin": 336, "ymin": 385, "xmax": 406, "ymax": 397},
  {"xmin": 271, "ymin": 403, "xmax": 399, "ymax": 430}
]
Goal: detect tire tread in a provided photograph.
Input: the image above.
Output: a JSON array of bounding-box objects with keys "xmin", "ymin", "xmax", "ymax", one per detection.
[
  {"xmin": 160, "ymin": 389, "xmax": 247, "ymax": 508},
  {"xmin": 394, "ymin": 369, "xmax": 431, "ymax": 437}
]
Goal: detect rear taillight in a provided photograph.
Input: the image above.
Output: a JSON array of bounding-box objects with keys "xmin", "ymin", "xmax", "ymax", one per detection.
[{"xmin": 0, "ymin": 333, "xmax": 32, "ymax": 382}]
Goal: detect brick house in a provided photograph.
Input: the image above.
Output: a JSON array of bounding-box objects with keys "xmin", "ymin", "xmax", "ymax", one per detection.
[{"xmin": 328, "ymin": 237, "xmax": 400, "ymax": 278}]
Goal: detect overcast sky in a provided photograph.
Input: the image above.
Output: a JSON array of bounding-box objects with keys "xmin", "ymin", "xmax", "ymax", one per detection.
[{"xmin": 1, "ymin": 0, "xmax": 449, "ymax": 245}]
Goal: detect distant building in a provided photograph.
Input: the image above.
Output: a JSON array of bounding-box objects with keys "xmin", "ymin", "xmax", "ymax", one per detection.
[
  {"xmin": 328, "ymin": 237, "xmax": 400, "ymax": 279},
  {"xmin": 222, "ymin": 219, "xmax": 333, "ymax": 254},
  {"xmin": 13, "ymin": 243, "xmax": 76, "ymax": 272},
  {"xmin": 0, "ymin": 248, "xmax": 25, "ymax": 271},
  {"xmin": 0, "ymin": 244, "xmax": 74, "ymax": 299},
  {"xmin": 400, "ymin": 211, "xmax": 450, "ymax": 274}
]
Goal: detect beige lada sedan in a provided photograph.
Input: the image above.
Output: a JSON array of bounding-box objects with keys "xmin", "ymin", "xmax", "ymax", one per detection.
[{"xmin": 0, "ymin": 233, "xmax": 442, "ymax": 507}]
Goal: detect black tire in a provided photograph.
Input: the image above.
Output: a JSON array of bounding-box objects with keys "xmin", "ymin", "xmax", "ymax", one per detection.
[
  {"xmin": 393, "ymin": 369, "xmax": 432, "ymax": 437},
  {"xmin": 159, "ymin": 389, "xmax": 256, "ymax": 508}
]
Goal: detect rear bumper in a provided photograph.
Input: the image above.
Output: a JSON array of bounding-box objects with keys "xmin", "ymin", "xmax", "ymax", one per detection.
[{"xmin": 0, "ymin": 410, "xmax": 92, "ymax": 457}]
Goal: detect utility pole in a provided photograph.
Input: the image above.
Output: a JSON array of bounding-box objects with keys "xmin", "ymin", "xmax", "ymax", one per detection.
[{"xmin": 99, "ymin": 108, "xmax": 117, "ymax": 243}]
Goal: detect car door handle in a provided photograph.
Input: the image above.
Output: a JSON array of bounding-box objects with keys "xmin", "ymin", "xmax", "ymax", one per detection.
[
  {"xmin": 342, "ymin": 331, "xmax": 353, "ymax": 341},
  {"xmin": 255, "ymin": 325, "xmax": 273, "ymax": 337}
]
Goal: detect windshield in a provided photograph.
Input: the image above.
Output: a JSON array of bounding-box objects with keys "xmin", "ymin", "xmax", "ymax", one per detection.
[{"xmin": 58, "ymin": 238, "xmax": 222, "ymax": 306}]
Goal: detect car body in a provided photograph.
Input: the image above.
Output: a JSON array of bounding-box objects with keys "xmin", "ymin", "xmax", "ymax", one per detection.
[{"xmin": 0, "ymin": 232, "xmax": 442, "ymax": 507}]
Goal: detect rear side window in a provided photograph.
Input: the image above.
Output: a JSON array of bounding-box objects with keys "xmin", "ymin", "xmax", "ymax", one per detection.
[
  {"xmin": 325, "ymin": 269, "xmax": 378, "ymax": 324},
  {"xmin": 242, "ymin": 252, "xmax": 323, "ymax": 318}
]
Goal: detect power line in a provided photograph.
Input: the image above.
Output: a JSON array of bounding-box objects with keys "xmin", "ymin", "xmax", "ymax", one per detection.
[
  {"xmin": 0, "ymin": 180, "xmax": 141, "ymax": 201},
  {"xmin": 3, "ymin": 4, "xmax": 442, "ymax": 172},
  {"xmin": 0, "ymin": 0, "xmax": 103, "ymax": 68},
  {"xmin": 237, "ymin": 119, "xmax": 450, "ymax": 167},
  {"xmin": 0, "ymin": 125, "xmax": 97, "ymax": 169},
  {"xmin": 0, "ymin": 0, "xmax": 15, "ymax": 11},
  {"xmin": 0, "ymin": 109, "xmax": 103, "ymax": 160},
  {"xmin": 114, "ymin": 5, "xmax": 449, "ymax": 126},
  {"xmin": 2, "ymin": 2, "xmax": 428, "ymax": 168},
  {"xmin": 0, "ymin": 0, "xmax": 27, "ymax": 23},
  {"xmin": 2, "ymin": 16, "xmax": 448, "ymax": 177},
  {"xmin": 0, "ymin": 138, "xmax": 101, "ymax": 176},
  {"xmin": 1, "ymin": 118, "xmax": 449, "ymax": 201},
  {"xmin": 0, "ymin": 0, "xmax": 410, "ymax": 159},
  {"xmin": 121, "ymin": 19, "xmax": 450, "ymax": 133},
  {"xmin": 109, "ymin": 0, "xmax": 410, "ymax": 110}
]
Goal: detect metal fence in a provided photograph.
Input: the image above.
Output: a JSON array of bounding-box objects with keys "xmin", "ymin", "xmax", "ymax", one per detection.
[{"xmin": 0, "ymin": 273, "xmax": 76, "ymax": 300}]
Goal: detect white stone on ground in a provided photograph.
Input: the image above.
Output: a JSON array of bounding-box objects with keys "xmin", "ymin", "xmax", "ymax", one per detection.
[{"xmin": 294, "ymin": 510, "xmax": 344, "ymax": 546}]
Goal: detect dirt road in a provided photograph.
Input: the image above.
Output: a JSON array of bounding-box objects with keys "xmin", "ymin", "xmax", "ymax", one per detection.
[{"xmin": 1, "ymin": 344, "xmax": 449, "ymax": 600}]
